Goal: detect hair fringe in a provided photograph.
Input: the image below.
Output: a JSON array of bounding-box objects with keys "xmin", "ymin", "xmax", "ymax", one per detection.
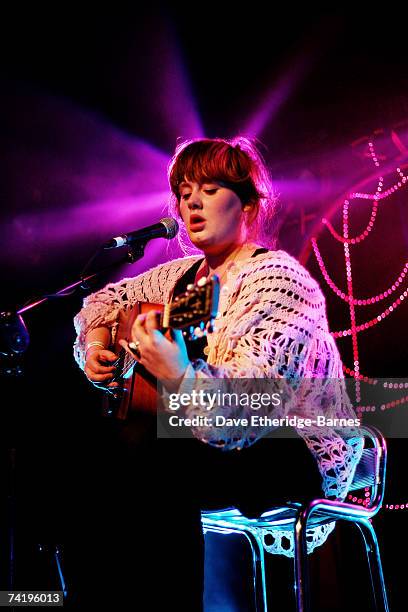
[{"xmin": 167, "ymin": 136, "xmax": 279, "ymax": 254}]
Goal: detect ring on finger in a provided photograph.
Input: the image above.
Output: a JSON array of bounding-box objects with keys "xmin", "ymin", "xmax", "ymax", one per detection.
[{"xmin": 129, "ymin": 340, "xmax": 142, "ymax": 359}]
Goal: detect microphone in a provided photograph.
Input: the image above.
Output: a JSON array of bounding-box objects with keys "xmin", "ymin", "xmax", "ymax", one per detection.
[{"xmin": 103, "ymin": 217, "xmax": 179, "ymax": 249}]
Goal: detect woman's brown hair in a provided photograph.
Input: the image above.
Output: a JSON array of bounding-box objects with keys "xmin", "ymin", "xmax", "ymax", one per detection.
[{"xmin": 167, "ymin": 137, "xmax": 278, "ymax": 253}]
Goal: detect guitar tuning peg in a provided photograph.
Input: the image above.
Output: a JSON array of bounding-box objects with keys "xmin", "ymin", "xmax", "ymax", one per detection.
[
  {"xmin": 197, "ymin": 276, "xmax": 207, "ymax": 287},
  {"xmin": 186, "ymin": 283, "xmax": 194, "ymax": 291},
  {"xmin": 193, "ymin": 326, "xmax": 205, "ymax": 338},
  {"xmin": 206, "ymin": 319, "xmax": 215, "ymax": 333}
]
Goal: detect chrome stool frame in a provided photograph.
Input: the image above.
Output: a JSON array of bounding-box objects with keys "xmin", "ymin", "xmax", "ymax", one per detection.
[{"xmin": 202, "ymin": 427, "xmax": 389, "ymax": 612}]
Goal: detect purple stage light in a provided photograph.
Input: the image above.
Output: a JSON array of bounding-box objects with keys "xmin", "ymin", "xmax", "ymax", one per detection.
[
  {"xmin": 243, "ymin": 53, "xmax": 316, "ymax": 138},
  {"xmin": 142, "ymin": 18, "xmax": 204, "ymax": 142},
  {"xmin": 0, "ymin": 90, "xmax": 179, "ymax": 273}
]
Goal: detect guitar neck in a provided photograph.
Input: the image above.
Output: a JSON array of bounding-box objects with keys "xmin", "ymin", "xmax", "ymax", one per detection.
[
  {"xmin": 111, "ymin": 305, "xmax": 170, "ymax": 382},
  {"xmin": 110, "ymin": 275, "xmax": 219, "ymax": 383}
]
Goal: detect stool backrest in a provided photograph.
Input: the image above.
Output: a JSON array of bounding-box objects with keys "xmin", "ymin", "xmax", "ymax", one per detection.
[{"xmin": 348, "ymin": 426, "xmax": 387, "ymax": 511}]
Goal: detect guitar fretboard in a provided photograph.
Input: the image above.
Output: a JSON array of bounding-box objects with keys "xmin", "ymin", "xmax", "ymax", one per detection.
[{"xmin": 112, "ymin": 348, "xmax": 136, "ymax": 382}]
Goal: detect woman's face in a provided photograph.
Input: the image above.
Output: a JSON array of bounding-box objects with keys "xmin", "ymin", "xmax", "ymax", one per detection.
[{"xmin": 178, "ymin": 180, "xmax": 249, "ymax": 255}]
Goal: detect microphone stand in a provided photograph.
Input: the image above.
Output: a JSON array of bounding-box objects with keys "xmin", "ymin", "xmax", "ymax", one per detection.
[{"xmin": 0, "ymin": 240, "xmax": 148, "ymax": 594}]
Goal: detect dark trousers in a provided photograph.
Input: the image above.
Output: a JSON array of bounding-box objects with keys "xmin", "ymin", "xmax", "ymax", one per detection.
[{"xmin": 63, "ymin": 413, "xmax": 322, "ymax": 610}]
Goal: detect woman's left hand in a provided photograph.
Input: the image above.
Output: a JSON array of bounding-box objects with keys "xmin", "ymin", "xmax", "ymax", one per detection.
[{"xmin": 119, "ymin": 310, "xmax": 191, "ymax": 392}]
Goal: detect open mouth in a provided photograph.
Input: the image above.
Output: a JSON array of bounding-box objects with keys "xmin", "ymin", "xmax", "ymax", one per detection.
[{"xmin": 190, "ymin": 214, "xmax": 206, "ymax": 231}]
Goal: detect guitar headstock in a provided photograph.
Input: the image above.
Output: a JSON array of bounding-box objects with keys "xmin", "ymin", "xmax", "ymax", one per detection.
[{"xmin": 167, "ymin": 275, "xmax": 220, "ymax": 341}]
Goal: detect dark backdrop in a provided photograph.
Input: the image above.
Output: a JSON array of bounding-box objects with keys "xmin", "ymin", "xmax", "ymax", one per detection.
[{"xmin": 0, "ymin": 4, "xmax": 407, "ymax": 610}]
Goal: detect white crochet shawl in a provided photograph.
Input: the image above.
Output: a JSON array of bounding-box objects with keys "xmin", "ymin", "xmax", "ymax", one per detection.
[{"xmin": 74, "ymin": 249, "xmax": 363, "ymax": 557}]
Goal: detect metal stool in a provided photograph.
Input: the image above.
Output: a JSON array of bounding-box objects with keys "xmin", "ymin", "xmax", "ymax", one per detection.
[{"xmin": 202, "ymin": 426, "xmax": 389, "ymax": 611}]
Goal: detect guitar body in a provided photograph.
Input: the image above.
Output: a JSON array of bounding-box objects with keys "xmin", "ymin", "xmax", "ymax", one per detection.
[
  {"xmin": 100, "ymin": 275, "xmax": 220, "ymax": 421},
  {"xmin": 102, "ymin": 302, "xmax": 164, "ymax": 420}
]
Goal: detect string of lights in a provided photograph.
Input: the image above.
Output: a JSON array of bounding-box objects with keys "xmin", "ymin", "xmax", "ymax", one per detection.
[{"xmin": 311, "ymin": 138, "xmax": 408, "ymax": 511}]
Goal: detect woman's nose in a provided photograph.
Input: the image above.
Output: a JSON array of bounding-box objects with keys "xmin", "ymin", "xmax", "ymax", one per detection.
[{"xmin": 188, "ymin": 190, "xmax": 202, "ymax": 209}]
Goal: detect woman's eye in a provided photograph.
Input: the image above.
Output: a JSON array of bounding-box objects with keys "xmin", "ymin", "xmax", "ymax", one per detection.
[
  {"xmin": 181, "ymin": 193, "xmax": 191, "ymax": 201},
  {"xmin": 204, "ymin": 189, "xmax": 218, "ymax": 195}
]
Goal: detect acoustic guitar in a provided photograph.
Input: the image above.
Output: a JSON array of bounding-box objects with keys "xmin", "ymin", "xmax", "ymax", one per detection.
[{"xmin": 101, "ymin": 275, "xmax": 220, "ymax": 420}]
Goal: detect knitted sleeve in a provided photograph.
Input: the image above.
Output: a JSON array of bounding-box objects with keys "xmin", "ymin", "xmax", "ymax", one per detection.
[
  {"xmin": 173, "ymin": 254, "xmax": 330, "ymax": 430},
  {"xmin": 73, "ymin": 256, "xmax": 200, "ymax": 369},
  {"xmin": 167, "ymin": 253, "xmax": 363, "ymax": 500}
]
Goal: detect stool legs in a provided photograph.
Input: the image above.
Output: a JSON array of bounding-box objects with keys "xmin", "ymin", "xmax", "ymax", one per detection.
[
  {"xmin": 203, "ymin": 510, "xmax": 389, "ymax": 612},
  {"xmin": 293, "ymin": 508, "xmax": 311, "ymax": 612},
  {"xmin": 243, "ymin": 530, "xmax": 268, "ymax": 612},
  {"xmin": 203, "ymin": 526, "xmax": 268, "ymax": 611},
  {"xmin": 356, "ymin": 520, "xmax": 389, "ymax": 612}
]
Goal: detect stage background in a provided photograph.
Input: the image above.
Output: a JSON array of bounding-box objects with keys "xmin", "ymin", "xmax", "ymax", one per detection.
[{"xmin": 0, "ymin": 4, "xmax": 407, "ymax": 610}]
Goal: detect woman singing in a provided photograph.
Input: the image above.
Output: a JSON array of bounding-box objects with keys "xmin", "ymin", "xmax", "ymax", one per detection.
[{"xmin": 73, "ymin": 137, "xmax": 362, "ymax": 610}]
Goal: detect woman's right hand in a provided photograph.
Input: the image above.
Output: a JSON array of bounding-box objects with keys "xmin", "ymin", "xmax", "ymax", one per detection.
[{"xmin": 84, "ymin": 348, "xmax": 119, "ymax": 388}]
